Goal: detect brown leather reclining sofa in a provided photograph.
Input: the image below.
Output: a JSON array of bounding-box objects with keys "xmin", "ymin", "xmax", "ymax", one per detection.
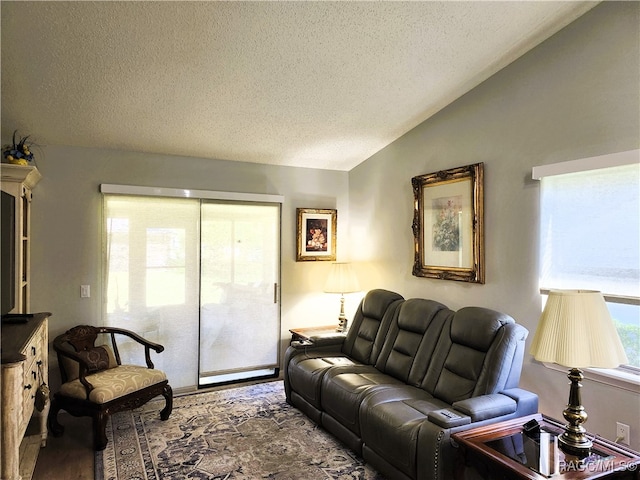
[{"xmin": 284, "ymin": 289, "xmax": 539, "ymax": 480}]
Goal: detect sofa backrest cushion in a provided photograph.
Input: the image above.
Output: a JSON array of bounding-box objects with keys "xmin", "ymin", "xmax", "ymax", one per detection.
[
  {"xmin": 422, "ymin": 307, "xmax": 528, "ymax": 404},
  {"xmin": 341, "ymin": 289, "xmax": 404, "ymax": 365},
  {"xmin": 374, "ymin": 298, "xmax": 450, "ymax": 384}
]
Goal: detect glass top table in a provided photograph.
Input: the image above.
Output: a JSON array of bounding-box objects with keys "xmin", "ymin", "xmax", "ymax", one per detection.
[
  {"xmin": 452, "ymin": 414, "xmax": 640, "ymax": 479},
  {"xmin": 486, "ymin": 423, "xmax": 613, "ymax": 477}
]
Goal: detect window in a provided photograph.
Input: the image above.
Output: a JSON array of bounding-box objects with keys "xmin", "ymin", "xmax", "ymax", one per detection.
[{"xmin": 534, "ymin": 150, "xmax": 640, "ymax": 382}]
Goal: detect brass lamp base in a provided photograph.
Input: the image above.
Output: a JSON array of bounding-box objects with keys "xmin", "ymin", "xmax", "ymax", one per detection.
[
  {"xmin": 336, "ymin": 294, "xmax": 348, "ymax": 332},
  {"xmin": 558, "ymin": 368, "xmax": 592, "ymax": 458},
  {"xmin": 336, "ymin": 316, "xmax": 348, "ymax": 332}
]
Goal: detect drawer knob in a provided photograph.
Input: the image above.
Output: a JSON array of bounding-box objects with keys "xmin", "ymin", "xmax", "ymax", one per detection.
[{"xmin": 24, "ymin": 384, "xmax": 32, "ymax": 390}]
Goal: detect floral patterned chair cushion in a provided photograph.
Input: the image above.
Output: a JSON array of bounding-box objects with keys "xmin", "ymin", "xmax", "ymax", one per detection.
[{"xmin": 59, "ymin": 364, "xmax": 168, "ymax": 403}]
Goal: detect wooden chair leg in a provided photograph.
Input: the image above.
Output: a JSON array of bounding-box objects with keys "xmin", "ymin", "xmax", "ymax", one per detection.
[
  {"xmin": 160, "ymin": 384, "xmax": 173, "ymax": 420},
  {"xmin": 93, "ymin": 411, "xmax": 109, "ymax": 451},
  {"xmin": 47, "ymin": 397, "xmax": 65, "ymax": 437}
]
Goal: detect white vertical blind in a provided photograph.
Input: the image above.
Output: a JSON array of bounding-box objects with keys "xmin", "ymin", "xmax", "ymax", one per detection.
[
  {"xmin": 538, "ymin": 162, "xmax": 640, "ymax": 298},
  {"xmin": 104, "ymin": 195, "xmax": 201, "ymax": 390},
  {"xmin": 199, "ymin": 202, "xmax": 280, "ymax": 384},
  {"xmin": 103, "ymin": 186, "xmax": 283, "ymax": 390}
]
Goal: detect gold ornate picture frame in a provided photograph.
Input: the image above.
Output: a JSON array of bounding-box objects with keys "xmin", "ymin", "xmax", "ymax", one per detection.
[
  {"xmin": 411, "ymin": 163, "xmax": 484, "ymax": 283},
  {"xmin": 296, "ymin": 208, "xmax": 337, "ymax": 261}
]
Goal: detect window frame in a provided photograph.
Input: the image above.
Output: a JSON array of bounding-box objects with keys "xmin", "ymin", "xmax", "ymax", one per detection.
[{"xmin": 533, "ymin": 150, "xmax": 640, "ymax": 393}]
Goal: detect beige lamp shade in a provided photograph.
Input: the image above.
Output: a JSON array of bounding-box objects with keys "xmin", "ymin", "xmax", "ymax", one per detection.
[
  {"xmin": 529, "ymin": 289, "xmax": 628, "ymax": 369},
  {"xmin": 324, "ymin": 262, "xmax": 360, "ymax": 294}
]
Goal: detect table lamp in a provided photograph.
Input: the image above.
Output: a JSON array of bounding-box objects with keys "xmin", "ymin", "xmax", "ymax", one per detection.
[
  {"xmin": 324, "ymin": 262, "xmax": 360, "ymax": 332},
  {"xmin": 529, "ymin": 290, "xmax": 628, "ymax": 457}
]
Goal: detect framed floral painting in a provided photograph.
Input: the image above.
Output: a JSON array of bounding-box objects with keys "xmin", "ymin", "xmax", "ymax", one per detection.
[
  {"xmin": 411, "ymin": 163, "xmax": 484, "ymax": 283},
  {"xmin": 296, "ymin": 208, "xmax": 337, "ymax": 261}
]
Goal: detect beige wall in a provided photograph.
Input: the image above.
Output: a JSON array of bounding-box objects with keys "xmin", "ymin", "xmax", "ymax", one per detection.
[
  {"xmin": 29, "ymin": 146, "xmax": 351, "ymax": 390},
  {"xmin": 348, "ymin": 2, "xmax": 639, "ymax": 449}
]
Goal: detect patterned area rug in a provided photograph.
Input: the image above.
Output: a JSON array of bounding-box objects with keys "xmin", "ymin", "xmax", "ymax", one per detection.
[{"xmin": 95, "ymin": 380, "xmax": 385, "ymax": 479}]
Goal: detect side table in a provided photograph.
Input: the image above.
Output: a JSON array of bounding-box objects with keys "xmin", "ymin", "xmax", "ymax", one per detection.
[
  {"xmin": 289, "ymin": 325, "xmax": 343, "ymax": 344},
  {"xmin": 452, "ymin": 413, "xmax": 640, "ymax": 479}
]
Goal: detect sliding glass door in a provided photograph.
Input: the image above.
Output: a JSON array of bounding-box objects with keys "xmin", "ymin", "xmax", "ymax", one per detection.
[
  {"xmin": 103, "ymin": 193, "xmax": 281, "ymax": 391},
  {"xmin": 199, "ymin": 202, "xmax": 280, "ymax": 386}
]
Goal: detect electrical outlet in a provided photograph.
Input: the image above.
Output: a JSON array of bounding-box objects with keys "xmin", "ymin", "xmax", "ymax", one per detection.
[
  {"xmin": 616, "ymin": 422, "xmax": 630, "ymax": 445},
  {"xmin": 80, "ymin": 285, "xmax": 90, "ymax": 298}
]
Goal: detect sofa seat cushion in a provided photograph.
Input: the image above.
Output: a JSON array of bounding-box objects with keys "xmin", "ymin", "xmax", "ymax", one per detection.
[
  {"xmin": 59, "ymin": 365, "xmax": 167, "ymax": 403},
  {"xmin": 360, "ymin": 390, "xmax": 450, "ymax": 478},
  {"xmin": 321, "ymin": 366, "xmax": 404, "ymax": 435},
  {"xmin": 288, "ymin": 355, "xmax": 358, "ymax": 408}
]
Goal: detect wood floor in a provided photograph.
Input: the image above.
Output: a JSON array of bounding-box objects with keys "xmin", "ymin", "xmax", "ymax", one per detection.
[{"xmin": 31, "ymin": 413, "xmax": 94, "ymax": 480}]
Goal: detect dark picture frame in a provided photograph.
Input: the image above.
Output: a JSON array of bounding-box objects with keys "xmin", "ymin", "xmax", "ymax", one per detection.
[
  {"xmin": 296, "ymin": 208, "xmax": 337, "ymax": 261},
  {"xmin": 411, "ymin": 163, "xmax": 484, "ymax": 283}
]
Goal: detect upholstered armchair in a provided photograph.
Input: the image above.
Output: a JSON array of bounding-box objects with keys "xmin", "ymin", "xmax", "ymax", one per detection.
[{"xmin": 48, "ymin": 325, "xmax": 173, "ymax": 451}]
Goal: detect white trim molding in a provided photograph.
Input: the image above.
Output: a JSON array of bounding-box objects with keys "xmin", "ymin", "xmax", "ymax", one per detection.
[
  {"xmin": 532, "ymin": 149, "xmax": 639, "ymax": 180},
  {"xmin": 100, "ymin": 184, "xmax": 284, "ymax": 204},
  {"xmin": 542, "ymin": 362, "xmax": 640, "ymax": 394}
]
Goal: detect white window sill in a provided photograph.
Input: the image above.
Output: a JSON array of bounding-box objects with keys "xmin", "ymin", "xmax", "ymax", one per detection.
[{"xmin": 542, "ymin": 362, "xmax": 640, "ymax": 394}]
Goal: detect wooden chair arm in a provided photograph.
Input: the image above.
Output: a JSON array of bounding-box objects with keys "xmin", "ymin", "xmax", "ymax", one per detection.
[
  {"xmin": 54, "ymin": 347, "xmax": 96, "ymax": 397},
  {"xmin": 98, "ymin": 327, "xmax": 164, "ymax": 352},
  {"xmin": 97, "ymin": 327, "xmax": 164, "ymax": 369}
]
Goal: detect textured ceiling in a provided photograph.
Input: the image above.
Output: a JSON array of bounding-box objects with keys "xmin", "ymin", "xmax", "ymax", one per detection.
[{"xmin": 1, "ymin": 1, "xmax": 597, "ymax": 171}]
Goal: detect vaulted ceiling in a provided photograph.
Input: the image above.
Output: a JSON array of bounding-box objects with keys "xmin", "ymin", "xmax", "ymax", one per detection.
[{"xmin": 1, "ymin": 1, "xmax": 597, "ymax": 171}]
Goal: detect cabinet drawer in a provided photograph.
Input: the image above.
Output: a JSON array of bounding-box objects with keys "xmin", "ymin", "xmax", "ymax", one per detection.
[
  {"xmin": 19, "ymin": 323, "xmax": 46, "ymax": 432},
  {"xmin": 23, "ymin": 341, "xmax": 40, "ymax": 365},
  {"xmin": 21, "ymin": 376, "xmax": 34, "ymax": 433},
  {"xmin": 22, "ymin": 359, "xmax": 38, "ymax": 402}
]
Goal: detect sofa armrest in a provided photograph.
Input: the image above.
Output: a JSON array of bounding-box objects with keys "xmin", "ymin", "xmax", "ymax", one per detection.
[
  {"xmin": 290, "ymin": 333, "xmax": 346, "ymax": 350},
  {"xmin": 308, "ymin": 332, "xmax": 346, "ymax": 346},
  {"xmin": 428, "ymin": 409, "xmax": 472, "ymax": 428},
  {"xmin": 500, "ymin": 387, "xmax": 539, "ymax": 415},
  {"xmin": 452, "ymin": 393, "xmax": 517, "ymax": 422}
]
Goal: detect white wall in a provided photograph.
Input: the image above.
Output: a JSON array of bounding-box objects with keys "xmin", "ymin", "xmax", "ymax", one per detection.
[
  {"xmin": 348, "ymin": 2, "xmax": 640, "ymax": 449},
  {"xmin": 28, "ymin": 146, "xmax": 351, "ymax": 390}
]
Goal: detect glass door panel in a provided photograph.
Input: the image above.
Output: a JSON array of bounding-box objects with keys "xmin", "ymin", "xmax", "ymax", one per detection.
[
  {"xmin": 199, "ymin": 201, "xmax": 280, "ymax": 386},
  {"xmin": 104, "ymin": 196, "xmax": 201, "ymax": 391}
]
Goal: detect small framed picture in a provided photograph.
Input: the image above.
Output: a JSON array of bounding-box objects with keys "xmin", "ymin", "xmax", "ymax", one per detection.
[
  {"xmin": 296, "ymin": 208, "xmax": 337, "ymax": 261},
  {"xmin": 411, "ymin": 163, "xmax": 484, "ymax": 283}
]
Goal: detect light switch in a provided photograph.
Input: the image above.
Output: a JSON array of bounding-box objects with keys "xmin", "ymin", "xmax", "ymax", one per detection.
[{"xmin": 81, "ymin": 285, "xmax": 90, "ymax": 298}]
